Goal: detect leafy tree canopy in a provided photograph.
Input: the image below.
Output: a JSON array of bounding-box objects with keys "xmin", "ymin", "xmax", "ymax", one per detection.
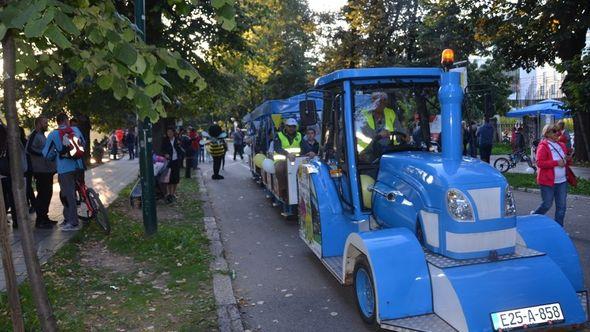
[{"xmin": 1, "ymin": 0, "xmax": 236, "ymax": 124}]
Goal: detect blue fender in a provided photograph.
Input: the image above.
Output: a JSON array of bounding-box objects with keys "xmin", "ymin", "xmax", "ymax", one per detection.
[
  {"xmin": 437, "ymin": 255, "xmax": 586, "ymax": 331},
  {"xmin": 516, "ymin": 215, "xmax": 585, "ymax": 291},
  {"xmin": 344, "ymin": 228, "xmax": 432, "ymax": 321}
]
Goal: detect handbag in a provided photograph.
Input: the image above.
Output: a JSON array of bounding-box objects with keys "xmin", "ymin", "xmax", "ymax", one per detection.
[
  {"xmin": 548, "ymin": 142, "xmax": 577, "ymax": 187},
  {"xmin": 566, "ymin": 166, "xmax": 577, "ymax": 187}
]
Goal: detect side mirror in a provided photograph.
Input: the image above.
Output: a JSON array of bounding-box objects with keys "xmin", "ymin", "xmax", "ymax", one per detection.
[{"xmin": 299, "ymin": 100, "xmax": 318, "ymax": 126}]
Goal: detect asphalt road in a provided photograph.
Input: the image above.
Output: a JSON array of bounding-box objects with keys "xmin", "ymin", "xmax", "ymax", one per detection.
[{"xmin": 200, "ymin": 156, "xmax": 590, "ymax": 332}]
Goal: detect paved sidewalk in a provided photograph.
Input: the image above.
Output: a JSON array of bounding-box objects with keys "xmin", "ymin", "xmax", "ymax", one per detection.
[
  {"xmin": 491, "ymin": 155, "xmax": 590, "ymax": 180},
  {"xmin": 0, "ymin": 158, "xmax": 139, "ymax": 291}
]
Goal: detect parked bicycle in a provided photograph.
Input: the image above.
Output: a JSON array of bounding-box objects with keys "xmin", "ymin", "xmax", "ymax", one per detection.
[
  {"xmin": 76, "ymin": 177, "xmax": 110, "ymax": 234},
  {"xmin": 493, "ymin": 151, "xmax": 537, "ymax": 174}
]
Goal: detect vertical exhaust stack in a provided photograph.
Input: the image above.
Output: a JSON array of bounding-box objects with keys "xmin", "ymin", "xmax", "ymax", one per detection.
[{"xmin": 439, "ymin": 71, "xmax": 464, "ymax": 162}]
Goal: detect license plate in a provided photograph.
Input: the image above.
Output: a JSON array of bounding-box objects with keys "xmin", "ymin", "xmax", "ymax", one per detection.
[{"xmin": 491, "ymin": 303, "xmax": 564, "ymax": 331}]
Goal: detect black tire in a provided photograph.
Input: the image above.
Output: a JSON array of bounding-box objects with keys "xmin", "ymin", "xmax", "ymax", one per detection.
[
  {"xmin": 353, "ymin": 256, "xmax": 377, "ymax": 325},
  {"xmin": 87, "ymin": 188, "xmax": 111, "ymax": 235},
  {"xmin": 494, "ymin": 157, "xmax": 511, "ymax": 173}
]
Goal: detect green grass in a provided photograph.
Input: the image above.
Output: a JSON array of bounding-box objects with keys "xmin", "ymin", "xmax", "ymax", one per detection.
[
  {"xmin": 492, "ymin": 143, "xmax": 513, "ymax": 155},
  {"xmin": 504, "ymin": 173, "xmax": 590, "ymax": 196},
  {"xmin": 0, "ymin": 178, "xmax": 216, "ymax": 330}
]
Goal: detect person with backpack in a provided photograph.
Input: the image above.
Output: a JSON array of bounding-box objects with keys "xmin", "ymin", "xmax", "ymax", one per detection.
[
  {"xmin": 26, "ymin": 116, "xmax": 57, "ymax": 229},
  {"xmin": 43, "ymin": 113, "xmax": 86, "ymax": 231},
  {"xmin": 207, "ymin": 124, "xmax": 226, "ymax": 180}
]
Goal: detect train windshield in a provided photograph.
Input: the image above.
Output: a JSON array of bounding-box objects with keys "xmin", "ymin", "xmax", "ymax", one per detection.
[{"xmin": 353, "ymin": 84, "xmax": 440, "ymax": 164}]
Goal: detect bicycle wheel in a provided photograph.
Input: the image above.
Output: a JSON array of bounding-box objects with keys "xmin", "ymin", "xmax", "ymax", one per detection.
[
  {"xmin": 77, "ymin": 192, "xmax": 92, "ymax": 221},
  {"xmin": 86, "ymin": 188, "xmax": 111, "ymax": 235},
  {"xmin": 494, "ymin": 157, "xmax": 511, "ymax": 173}
]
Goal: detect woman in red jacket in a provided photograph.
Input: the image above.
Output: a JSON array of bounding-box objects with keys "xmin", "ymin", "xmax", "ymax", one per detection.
[{"xmin": 532, "ymin": 124, "xmax": 572, "ymax": 226}]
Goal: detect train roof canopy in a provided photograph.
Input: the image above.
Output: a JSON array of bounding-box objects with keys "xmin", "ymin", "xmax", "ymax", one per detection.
[
  {"xmin": 314, "ymin": 67, "xmax": 442, "ymax": 88},
  {"xmin": 243, "ymin": 91, "xmax": 323, "ymax": 123}
]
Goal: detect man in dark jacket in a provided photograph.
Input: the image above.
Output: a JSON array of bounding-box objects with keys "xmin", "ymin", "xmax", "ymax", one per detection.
[
  {"xmin": 476, "ymin": 118, "xmax": 494, "ymax": 163},
  {"xmin": 180, "ymin": 128, "xmax": 195, "ymax": 178},
  {"xmin": 27, "ymin": 116, "xmax": 57, "ymax": 228},
  {"xmin": 125, "ymin": 129, "xmax": 136, "ymax": 160},
  {"xmin": 233, "ymin": 128, "xmax": 245, "ymax": 160}
]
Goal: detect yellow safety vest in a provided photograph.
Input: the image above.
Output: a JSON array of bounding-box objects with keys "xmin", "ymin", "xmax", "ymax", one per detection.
[
  {"xmin": 357, "ymin": 107, "xmax": 397, "ymax": 152},
  {"xmin": 274, "ymin": 132, "xmax": 302, "ymax": 160}
]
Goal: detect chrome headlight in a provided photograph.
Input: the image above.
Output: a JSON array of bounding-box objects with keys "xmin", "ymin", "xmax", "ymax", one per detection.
[
  {"xmin": 446, "ymin": 189, "xmax": 474, "ymax": 222},
  {"xmin": 504, "ymin": 185, "xmax": 516, "ymax": 217}
]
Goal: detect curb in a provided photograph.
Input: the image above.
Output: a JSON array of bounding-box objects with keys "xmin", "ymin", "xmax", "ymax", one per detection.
[
  {"xmin": 197, "ymin": 173, "xmax": 244, "ymax": 332},
  {"xmin": 513, "ymin": 187, "xmax": 590, "ymax": 201}
]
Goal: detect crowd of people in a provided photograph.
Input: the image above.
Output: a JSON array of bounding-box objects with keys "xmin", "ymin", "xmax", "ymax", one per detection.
[
  {"xmin": 0, "ymin": 114, "xmax": 87, "ymax": 231},
  {"xmin": 154, "ymin": 126, "xmax": 208, "ymax": 203},
  {"xmin": 0, "ymin": 106, "xmax": 578, "ymax": 232}
]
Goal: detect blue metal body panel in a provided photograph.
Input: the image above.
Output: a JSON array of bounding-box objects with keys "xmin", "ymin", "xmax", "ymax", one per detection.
[
  {"xmin": 440, "ymin": 71, "xmax": 463, "ymax": 161},
  {"xmin": 309, "ymin": 160, "xmax": 356, "ymax": 257},
  {"xmin": 376, "ymin": 152, "xmax": 516, "ymax": 259},
  {"xmin": 343, "ymin": 80, "xmax": 366, "ymax": 220},
  {"xmin": 352, "ymin": 228, "xmax": 432, "ymax": 320},
  {"xmin": 441, "ymin": 255, "xmax": 586, "ymax": 331},
  {"xmin": 516, "ymin": 215, "xmax": 585, "ymax": 292}
]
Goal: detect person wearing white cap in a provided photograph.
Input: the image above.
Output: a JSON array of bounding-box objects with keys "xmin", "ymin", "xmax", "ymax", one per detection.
[
  {"xmin": 273, "ymin": 117, "xmax": 302, "ymax": 201},
  {"xmin": 274, "ymin": 117, "xmax": 302, "ymax": 162}
]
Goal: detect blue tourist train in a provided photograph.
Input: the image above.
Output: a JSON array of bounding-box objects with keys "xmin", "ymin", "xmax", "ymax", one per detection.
[{"xmin": 294, "ymin": 51, "xmax": 588, "ymax": 331}]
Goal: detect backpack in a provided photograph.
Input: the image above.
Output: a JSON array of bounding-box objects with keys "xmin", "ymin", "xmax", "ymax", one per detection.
[{"xmin": 58, "ymin": 127, "xmax": 84, "ymax": 159}]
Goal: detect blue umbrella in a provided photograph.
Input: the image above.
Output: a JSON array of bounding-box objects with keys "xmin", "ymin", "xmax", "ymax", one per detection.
[{"xmin": 506, "ymin": 99, "xmax": 571, "ymax": 119}]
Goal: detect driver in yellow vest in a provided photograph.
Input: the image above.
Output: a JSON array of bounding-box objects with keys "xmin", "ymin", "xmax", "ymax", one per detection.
[
  {"xmin": 356, "ymin": 92, "xmax": 408, "ymax": 162},
  {"xmin": 274, "ymin": 118, "xmax": 302, "ymax": 162}
]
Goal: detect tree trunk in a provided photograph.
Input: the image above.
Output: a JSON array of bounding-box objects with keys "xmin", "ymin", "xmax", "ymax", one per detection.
[
  {"xmin": 0, "ymin": 182, "xmax": 24, "ymax": 332},
  {"xmin": 2, "ymin": 30, "xmax": 57, "ymax": 331}
]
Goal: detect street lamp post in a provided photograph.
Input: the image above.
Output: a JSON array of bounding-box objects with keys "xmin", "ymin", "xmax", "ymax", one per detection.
[{"xmin": 135, "ymin": 0, "xmax": 157, "ymax": 235}]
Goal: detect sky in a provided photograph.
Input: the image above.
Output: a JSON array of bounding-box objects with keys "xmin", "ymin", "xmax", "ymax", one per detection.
[{"xmin": 308, "ymin": 0, "xmax": 346, "ymax": 12}]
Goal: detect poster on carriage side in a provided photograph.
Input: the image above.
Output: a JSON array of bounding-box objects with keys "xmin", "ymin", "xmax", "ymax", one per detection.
[{"xmin": 298, "ymin": 164, "xmax": 321, "ymax": 258}]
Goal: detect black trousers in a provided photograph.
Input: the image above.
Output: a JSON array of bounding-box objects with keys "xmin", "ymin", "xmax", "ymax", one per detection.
[
  {"xmin": 213, "ymin": 156, "xmax": 222, "ymax": 176},
  {"xmin": 33, "ymin": 172, "xmax": 54, "ymax": 221},
  {"xmin": 26, "ymin": 172, "xmax": 36, "ymax": 208},
  {"xmin": 1, "ymin": 177, "xmax": 16, "ymax": 224},
  {"xmin": 479, "ymin": 144, "xmax": 492, "ymax": 163},
  {"xmin": 233, "ymin": 144, "xmax": 243, "ymax": 160},
  {"xmin": 128, "ymin": 144, "xmax": 135, "ymax": 160},
  {"xmin": 185, "ymin": 157, "xmax": 193, "ymax": 178}
]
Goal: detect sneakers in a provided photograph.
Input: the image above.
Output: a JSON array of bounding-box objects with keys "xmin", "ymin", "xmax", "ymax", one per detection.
[
  {"xmin": 211, "ymin": 174, "xmax": 224, "ymax": 180},
  {"xmin": 61, "ymin": 223, "xmax": 80, "ymax": 232}
]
